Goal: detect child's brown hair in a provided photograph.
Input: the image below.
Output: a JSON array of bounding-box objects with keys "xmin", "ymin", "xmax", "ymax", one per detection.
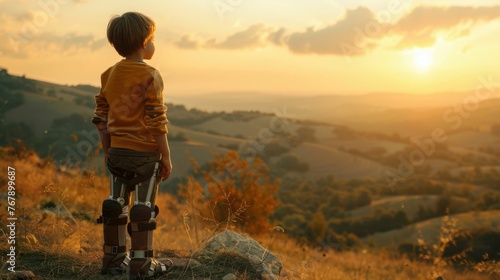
[{"xmin": 107, "ymin": 12, "xmax": 155, "ymax": 57}]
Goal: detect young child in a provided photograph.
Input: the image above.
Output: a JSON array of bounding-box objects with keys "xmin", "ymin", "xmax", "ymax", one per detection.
[{"xmin": 92, "ymin": 11, "xmax": 173, "ymax": 279}]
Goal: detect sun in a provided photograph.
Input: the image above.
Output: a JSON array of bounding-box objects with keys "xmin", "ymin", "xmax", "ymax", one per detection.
[{"xmin": 412, "ymin": 48, "xmax": 433, "ymax": 71}]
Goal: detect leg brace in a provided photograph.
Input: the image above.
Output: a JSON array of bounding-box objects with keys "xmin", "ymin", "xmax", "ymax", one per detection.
[
  {"xmin": 127, "ymin": 162, "xmax": 171, "ymax": 280},
  {"xmin": 98, "ymin": 174, "xmax": 131, "ymax": 275}
]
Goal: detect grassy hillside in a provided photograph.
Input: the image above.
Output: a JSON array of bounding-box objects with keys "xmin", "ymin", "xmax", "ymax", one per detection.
[
  {"xmin": 281, "ymin": 142, "xmax": 386, "ymax": 180},
  {"xmin": 448, "ymin": 131, "xmax": 500, "ymax": 148},
  {"xmin": 347, "ymin": 195, "xmax": 439, "ymax": 220},
  {"xmin": 0, "ymin": 149, "xmax": 497, "ymax": 280},
  {"xmin": 368, "ymin": 210, "xmax": 500, "ymax": 248},
  {"xmin": 5, "ymin": 89, "xmax": 93, "ymax": 135},
  {"xmin": 2, "ymin": 71, "xmax": 500, "ymax": 280}
]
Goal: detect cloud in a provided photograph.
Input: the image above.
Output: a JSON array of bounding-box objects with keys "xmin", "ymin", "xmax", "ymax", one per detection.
[
  {"xmin": 175, "ymin": 24, "xmax": 276, "ymax": 50},
  {"xmin": 175, "ymin": 34, "xmax": 205, "ymax": 49},
  {"xmin": 172, "ymin": 6, "xmax": 387, "ymax": 56},
  {"xmin": 267, "ymin": 28, "xmax": 287, "ymax": 46},
  {"xmin": 0, "ymin": 10, "xmax": 107, "ymax": 58},
  {"xmin": 285, "ymin": 6, "xmax": 385, "ymax": 55},
  {"xmin": 1, "ymin": 30, "xmax": 107, "ymax": 58},
  {"xmin": 174, "ymin": 5, "xmax": 500, "ymax": 56},
  {"xmin": 391, "ymin": 5, "xmax": 500, "ymax": 49},
  {"xmin": 174, "ymin": 7, "xmax": 384, "ymax": 55},
  {"xmin": 59, "ymin": 33, "xmax": 107, "ymax": 52},
  {"xmin": 211, "ymin": 24, "xmax": 275, "ymax": 49}
]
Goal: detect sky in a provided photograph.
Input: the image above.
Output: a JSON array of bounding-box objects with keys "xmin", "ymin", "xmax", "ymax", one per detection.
[{"xmin": 1, "ymin": 0, "xmax": 500, "ymax": 96}]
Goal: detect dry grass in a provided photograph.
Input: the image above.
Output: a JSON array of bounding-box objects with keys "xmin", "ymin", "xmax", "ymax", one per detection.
[
  {"xmin": 0, "ymin": 150, "xmax": 495, "ymax": 279},
  {"xmin": 248, "ymin": 233, "xmax": 489, "ymax": 280}
]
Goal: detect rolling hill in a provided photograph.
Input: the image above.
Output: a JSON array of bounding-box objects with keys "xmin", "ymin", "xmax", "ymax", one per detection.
[
  {"xmin": 2, "ymin": 69, "xmax": 500, "ymax": 278},
  {"xmin": 368, "ymin": 210, "xmax": 500, "ymax": 247},
  {"xmin": 2, "ymin": 69, "xmax": 500, "ymax": 185}
]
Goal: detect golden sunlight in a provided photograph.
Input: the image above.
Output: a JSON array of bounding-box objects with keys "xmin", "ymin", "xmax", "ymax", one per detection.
[{"xmin": 412, "ymin": 48, "xmax": 433, "ymax": 71}]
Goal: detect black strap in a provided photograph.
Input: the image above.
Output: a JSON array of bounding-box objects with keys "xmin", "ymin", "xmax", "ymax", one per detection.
[
  {"xmin": 103, "ymin": 244, "xmax": 127, "ymax": 254},
  {"xmin": 130, "ymin": 221, "xmax": 157, "ymax": 232},
  {"xmin": 131, "ymin": 250, "xmax": 154, "ymax": 258},
  {"xmin": 97, "ymin": 216, "xmax": 128, "ymax": 225}
]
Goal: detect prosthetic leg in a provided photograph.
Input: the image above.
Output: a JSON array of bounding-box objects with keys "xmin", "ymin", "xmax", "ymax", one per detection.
[
  {"xmin": 98, "ymin": 174, "xmax": 131, "ymax": 275},
  {"xmin": 128, "ymin": 162, "xmax": 172, "ymax": 280}
]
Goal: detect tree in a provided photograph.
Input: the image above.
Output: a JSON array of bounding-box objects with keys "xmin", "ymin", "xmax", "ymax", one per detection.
[
  {"xmin": 356, "ymin": 188, "xmax": 372, "ymax": 207},
  {"xmin": 276, "ymin": 154, "xmax": 309, "ymax": 172},
  {"xmin": 263, "ymin": 141, "xmax": 290, "ymax": 157},
  {"xmin": 435, "ymin": 196, "xmax": 451, "ymax": 216},
  {"xmin": 282, "ymin": 214, "xmax": 307, "ymax": 235},
  {"xmin": 491, "ymin": 123, "xmax": 500, "ymax": 136},
  {"xmin": 296, "ymin": 126, "xmax": 316, "ymax": 142},
  {"xmin": 1, "ymin": 122, "xmax": 34, "ymax": 146},
  {"xmin": 308, "ymin": 211, "xmax": 327, "ymax": 242},
  {"xmin": 47, "ymin": 89, "xmax": 56, "ymax": 97},
  {"xmin": 179, "ymin": 151, "xmax": 280, "ymax": 235}
]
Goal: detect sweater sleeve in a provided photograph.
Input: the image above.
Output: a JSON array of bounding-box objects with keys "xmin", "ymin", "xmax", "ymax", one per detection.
[
  {"xmin": 92, "ymin": 71, "xmax": 110, "ymax": 131},
  {"xmin": 144, "ymin": 69, "xmax": 168, "ymax": 135}
]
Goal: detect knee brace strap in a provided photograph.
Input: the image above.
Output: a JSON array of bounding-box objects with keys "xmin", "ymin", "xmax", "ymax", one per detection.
[
  {"xmin": 129, "ymin": 221, "xmax": 157, "ymax": 232},
  {"xmin": 97, "ymin": 216, "xmax": 128, "ymax": 225},
  {"xmin": 97, "ymin": 199, "xmax": 128, "ymax": 225}
]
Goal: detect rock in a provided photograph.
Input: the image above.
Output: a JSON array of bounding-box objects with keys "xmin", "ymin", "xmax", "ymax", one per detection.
[
  {"xmin": 5, "ymin": 270, "xmax": 35, "ymax": 280},
  {"xmin": 168, "ymin": 257, "xmax": 201, "ymax": 268},
  {"xmin": 194, "ymin": 230, "xmax": 282, "ymax": 280},
  {"xmin": 222, "ymin": 273, "xmax": 237, "ymax": 280}
]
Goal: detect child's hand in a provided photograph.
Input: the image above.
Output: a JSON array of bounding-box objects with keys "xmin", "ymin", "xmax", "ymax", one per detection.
[{"xmin": 159, "ymin": 157, "xmax": 172, "ymax": 181}]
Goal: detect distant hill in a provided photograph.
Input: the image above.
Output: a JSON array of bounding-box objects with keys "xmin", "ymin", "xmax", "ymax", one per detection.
[
  {"xmin": 2, "ymin": 69, "xmax": 500, "ymax": 185},
  {"xmin": 171, "ymin": 90, "xmax": 500, "ymax": 136}
]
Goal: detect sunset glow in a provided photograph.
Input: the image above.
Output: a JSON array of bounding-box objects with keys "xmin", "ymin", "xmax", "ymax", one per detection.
[
  {"xmin": 412, "ymin": 48, "xmax": 433, "ymax": 72},
  {"xmin": 0, "ymin": 1, "xmax": 499, "ymax": 96}
]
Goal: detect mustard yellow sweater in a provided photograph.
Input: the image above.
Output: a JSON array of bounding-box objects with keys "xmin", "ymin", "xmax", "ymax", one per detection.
[{"xmin": 92, "ymin": 60, "xmax": 168, "ymax": 151}]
